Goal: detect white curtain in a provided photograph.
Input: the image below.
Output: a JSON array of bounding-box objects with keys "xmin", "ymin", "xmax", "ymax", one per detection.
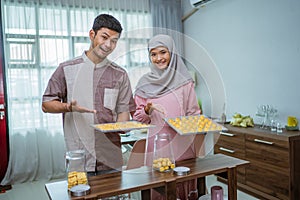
[
  {"xmin": 150, "ymin": 0, "xmax": 184, "ymax": 54},
  {"xmin": 1, "ymin": 0, "xmax": 152, "ymax": 185}
]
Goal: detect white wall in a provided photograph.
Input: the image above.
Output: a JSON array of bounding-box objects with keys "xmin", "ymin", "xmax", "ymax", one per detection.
[{"xmin": 182, "ymin": 0, "xmax": 300, "ymax": 125}]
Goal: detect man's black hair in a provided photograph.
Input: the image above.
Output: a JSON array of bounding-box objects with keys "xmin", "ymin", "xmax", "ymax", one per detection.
[{"xmin": 92, "ymin": 14, "xmax": 123, "ymax": 35}]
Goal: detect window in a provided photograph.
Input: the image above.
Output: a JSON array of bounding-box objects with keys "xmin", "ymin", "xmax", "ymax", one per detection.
[{"xmin": 3, "ymin": 1, "xmax": 152, "ymax": 133}]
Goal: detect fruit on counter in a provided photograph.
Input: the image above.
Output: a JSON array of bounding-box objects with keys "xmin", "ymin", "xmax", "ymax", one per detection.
[{"xmin": 230, "ymin": 113, "xmax": 254, "ymax": 127}]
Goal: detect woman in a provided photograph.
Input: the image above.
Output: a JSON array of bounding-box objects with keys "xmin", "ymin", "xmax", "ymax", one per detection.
[{"xmin": 133, "ymin": 34, "xmax": 204, "ymax": 200}]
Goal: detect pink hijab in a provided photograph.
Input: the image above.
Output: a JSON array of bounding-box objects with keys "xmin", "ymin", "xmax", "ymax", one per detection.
[{"xmin": 134, "ymin": 34, "xmax": 193, "ymax": 98}]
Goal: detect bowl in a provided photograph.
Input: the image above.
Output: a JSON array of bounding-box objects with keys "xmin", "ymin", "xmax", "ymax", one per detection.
[
  {"xmin": 173, "ymin": 166, "xmax": 190, "ymax": 176},
  {"xmin": 70, "ymin": 184, "xmax": 91, "ymax": 197}
]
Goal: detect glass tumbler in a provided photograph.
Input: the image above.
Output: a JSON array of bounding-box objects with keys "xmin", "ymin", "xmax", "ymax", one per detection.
[
  {"xmin": 65, "ymin": 150, "xmax": 88, "ymax": 190},
  {"xmin": 211, "ymin": 185, "xmax": 224, "ymax": 200},
  {"xmin": 152, "ymin": 133, "xmax": 175, "ymax": 172},
  {"xmin": 270, "ymin": 119, "xmax": 277, "ymax": 132},
  {"xmin": 277, "ymin": 122, "xmax": 283, "ymax": 133}
]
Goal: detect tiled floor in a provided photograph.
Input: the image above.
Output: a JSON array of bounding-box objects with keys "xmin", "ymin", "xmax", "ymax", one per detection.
[
  {"xmin": 0, "ymin": 179, "xmax": 55, "ymax": 200},
  {"xmin": 0, "ymin": 175, "xmax": 258, "ymax": 200},
  {"xmin": 205, "ymin": 175, "xmax": 259, "ymax": 200}
]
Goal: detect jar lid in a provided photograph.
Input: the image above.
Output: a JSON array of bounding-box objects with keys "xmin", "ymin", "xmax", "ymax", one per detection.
[
  {"xmin": 70, "ymin": 184, "xmax": 91, "ymax": 197},
  {"xmin": 173, "ymin": 166, "xmax": 190, "ymax": 176}
]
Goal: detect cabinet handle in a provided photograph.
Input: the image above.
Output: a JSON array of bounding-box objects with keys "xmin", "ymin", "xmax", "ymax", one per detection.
[
  {"xmin": 254, "ymin": 139, "xmax": 273, "ymax": 145},
  {"xmin": 220, "ymin": 132, "xmax": 235, "ymax": 137},
  {"xmin": 219, "ymin": 147, "xmax": 235, "ymax": 154}
]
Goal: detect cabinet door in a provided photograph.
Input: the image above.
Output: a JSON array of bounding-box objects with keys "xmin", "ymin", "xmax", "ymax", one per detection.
[
  {"xmin": 245, "ymin": 134, "xmax": 289, "ymax": 200},
  {"xmin": 245, "ymin": 134, "xmax": 289, "ymax": 169},
  {"xmin": 214, "ymin": 131, "xmax": 245, "ymax": 183},
  {"xmin": 246, "ymin": 165, "xmax": 289, "ymax": 200},
  {"xmin": 214, "ymin": 131, "xmax": 245, "ymax": 159}
]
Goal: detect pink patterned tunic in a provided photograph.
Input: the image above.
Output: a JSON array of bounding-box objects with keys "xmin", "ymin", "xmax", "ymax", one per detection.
[{"xmin": 134, "ymin": 82, "xmax": 202, "ymax": 200}]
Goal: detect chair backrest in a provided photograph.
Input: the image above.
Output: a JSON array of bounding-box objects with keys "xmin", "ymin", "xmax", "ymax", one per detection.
[
  {"xmin": 126, "ymin": 134, "xmax": 205, "ymax": 170},
  {"xmin": 125, "ymin": 138, "xmax": 146, "ymax": 170},
  {"xmin": 194, "ymin": 134, "xmax": 205, "ymax": 158}
]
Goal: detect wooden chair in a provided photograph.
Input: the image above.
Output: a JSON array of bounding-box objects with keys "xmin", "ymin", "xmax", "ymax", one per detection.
[
  {"xmin": 194, "ymin": 134, "xmax": 205, "ymax": 158},
  {"xmin": 125, "ymin": 136, "xmax": 206, "ymax": 199},
  {"xmin": 125, "ymin": 138, "xmax": 146, "ymax": 170},
  {"xmin": 123, "ymin": 139, "xmax": 146, "ymax": 199},
  {"xmin": 126, "ymin": 134, "xmax": 205, "ymax": 170}
]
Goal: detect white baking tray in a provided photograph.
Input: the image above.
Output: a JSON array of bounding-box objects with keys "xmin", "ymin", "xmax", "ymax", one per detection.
[
  {"xmin": 164, "ymin": 115, "xmax": 227, "ymax": 135},
  {"xmin": 91, "ymin": 121, "xmax": 155, "ymax": 133}
]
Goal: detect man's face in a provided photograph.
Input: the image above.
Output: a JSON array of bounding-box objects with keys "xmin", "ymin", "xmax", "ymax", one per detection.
[{"xmin": 89, "ymin": 27, "xmax": 120, "ymax": 60}]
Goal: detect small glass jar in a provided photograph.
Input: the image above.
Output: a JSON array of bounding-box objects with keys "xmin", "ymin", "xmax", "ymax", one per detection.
[
  {"xmin": 270, "ymin": 119, "xmax": 277, "ymax": 132},
  {"xmin": 277, "ymin": 122, "xmax": 283, "ymax": 133},
  {"xmin": 65, "ymin": 150, "xmax": 88, "ymax": 190},
  {"xmin": 152, "ymin": 133, "xmax": 175, "ymax": 172}
]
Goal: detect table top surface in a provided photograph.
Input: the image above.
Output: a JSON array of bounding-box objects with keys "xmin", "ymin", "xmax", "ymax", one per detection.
[{"xmin": 45, "ymin": 154, "xmax": 249, "ymax": 200}]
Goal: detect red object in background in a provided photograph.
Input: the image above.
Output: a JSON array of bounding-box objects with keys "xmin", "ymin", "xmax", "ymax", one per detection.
[
  {"xmin": 0, "ymin": 55, "xmax": 8, "ymax": 183},
  {"xmin": 0, "ymin": 6, "xmax": 9, "ymax": 183}
]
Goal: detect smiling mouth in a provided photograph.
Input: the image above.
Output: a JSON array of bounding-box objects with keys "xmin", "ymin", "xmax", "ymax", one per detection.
[
  {"xmin": 99, "ymin": 46, "xmax": 110, "ymax": 53},
  {"xmin": 157, "ymin": 61, "xmax": 166, "ymax": 65}
]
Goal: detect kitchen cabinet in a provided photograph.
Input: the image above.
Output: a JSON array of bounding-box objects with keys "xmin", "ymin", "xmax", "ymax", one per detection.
[{"xmin": 214, "ymin": 124, "xmax": 300, "ymax": 200}]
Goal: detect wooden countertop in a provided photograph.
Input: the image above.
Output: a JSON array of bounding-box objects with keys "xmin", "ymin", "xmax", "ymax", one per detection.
[{"xmin": 224, "ymin": 124, "xmax": 300, "ymax": 141}]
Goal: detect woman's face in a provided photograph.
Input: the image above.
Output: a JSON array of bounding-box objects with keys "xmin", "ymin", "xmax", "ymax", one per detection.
[{"xmin": 149, "ymin": 46, "xmax": 171, "ymax": 70}]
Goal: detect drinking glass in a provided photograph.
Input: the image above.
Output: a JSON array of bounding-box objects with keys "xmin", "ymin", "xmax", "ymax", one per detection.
[
  {"xmin": 277, "ymin": 122, "xmax": 283, "ymax": 133},
  {"xmin": 270, "ymin": 119, "xmax": 277, "ymax": 132}
]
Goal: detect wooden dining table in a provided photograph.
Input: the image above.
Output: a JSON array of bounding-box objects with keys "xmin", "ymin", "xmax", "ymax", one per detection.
[{"xmin": 45, "ymin": 153, "xmax": 249, "ymax": 200}]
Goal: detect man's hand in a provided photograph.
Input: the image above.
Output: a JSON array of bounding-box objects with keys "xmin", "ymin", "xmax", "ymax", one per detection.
[
  {"xmin": 69, "ymin": 100, "xmax": 96, "ymax": 113},
  {"xmin": 42, "ymin": 100, "xmax": 96, "ymax": 114}
]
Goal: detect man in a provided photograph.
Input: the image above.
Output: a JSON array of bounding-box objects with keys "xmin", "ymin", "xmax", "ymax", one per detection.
[{"xmin": 42, "ymin": 14, "xmax": 136, "ymax": 175}]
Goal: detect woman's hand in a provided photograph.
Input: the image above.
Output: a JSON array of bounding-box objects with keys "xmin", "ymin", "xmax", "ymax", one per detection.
[
  {"xmin": 144, "ymin": 102, "xmax": 165, "ymax": 115},
  {"xmin": 144, "ymin": 102, "xmax": 153, "ymax": 115}
]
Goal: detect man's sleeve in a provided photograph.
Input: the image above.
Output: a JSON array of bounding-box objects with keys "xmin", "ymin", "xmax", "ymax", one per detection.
[{"xmin": 42, "ymin": 66, "xmax": 66, "ymax": 103}]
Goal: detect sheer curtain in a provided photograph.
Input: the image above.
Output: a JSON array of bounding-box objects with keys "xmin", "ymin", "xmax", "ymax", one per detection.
[
  {"xmin": 1, "ymin": 0, "xmax": 152, "ymax": 185},
  {"xmin": 150, "ymin": 0, "xmax": 183, "ymax": 54}
]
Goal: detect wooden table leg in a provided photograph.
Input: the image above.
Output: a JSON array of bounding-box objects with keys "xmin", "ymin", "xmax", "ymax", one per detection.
[
  {"xmin": 197, "ymin": 177, "xmax": 206, "ymax": 197},
  {"xmin": 141, "ymin": 189, "xmax": 150, "ymax": 200},
  {"xmin": 227, "ymin": 167, "xmax": 237, "ymax": 200},
  {"xmin": 165, "ymin": 181, "xmax": 177, "ymax": 200}
]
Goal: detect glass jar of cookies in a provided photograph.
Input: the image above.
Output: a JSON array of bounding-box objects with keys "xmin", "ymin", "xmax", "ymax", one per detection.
[
  {"xmin": 65, "ymin": 150, "xmax": 88, "ymax": 190},
  {"xmin": 152, "ymin": 133, "xmax": 175, "ymax": 172}
]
